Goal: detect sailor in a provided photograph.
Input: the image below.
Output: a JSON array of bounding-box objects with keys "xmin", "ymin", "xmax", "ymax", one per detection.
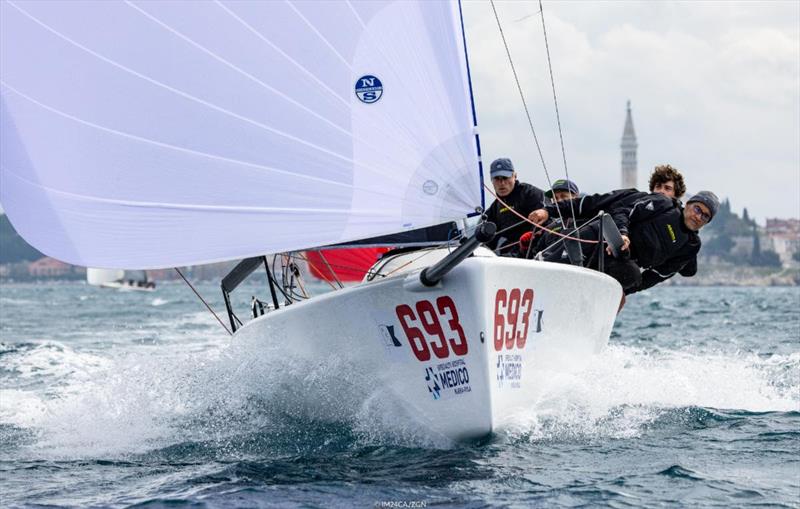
[
  {"xmin": 519, "ymin": 178, "xmax": 581, "ymax": 261},
  {"xmin": 484, "ymin": 158, "xmax": 545, "ymax": 256},
  {"xmin": 648, "ymin": 164, "xmax": 686, "ymax": 200},
  {"xmin": 530, "ymin": 190, "xmax": 719, "ymax": 295}
]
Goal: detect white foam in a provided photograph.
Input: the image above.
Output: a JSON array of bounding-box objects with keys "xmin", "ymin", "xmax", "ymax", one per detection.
[
  {"xmin": 2, "ymin": 334, "xmax": 797, "ymax": 457},
  {"xmin": 501, "ymin": 345, "xmax": 800, "ymax": 441}
]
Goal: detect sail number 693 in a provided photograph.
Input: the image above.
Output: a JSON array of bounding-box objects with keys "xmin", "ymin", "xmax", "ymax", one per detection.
[
  {"xmin": 494, "ymin": 288, "xmax": 534, "ymax": 351},
  {"xmin": 395, "ymin": 296, "xmax": 468, "ymax": 362}
]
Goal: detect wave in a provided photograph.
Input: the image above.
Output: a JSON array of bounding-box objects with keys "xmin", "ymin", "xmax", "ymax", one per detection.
[{"xmin": 0, "ymin": 333, "xmax": 797, "ymax": 459}]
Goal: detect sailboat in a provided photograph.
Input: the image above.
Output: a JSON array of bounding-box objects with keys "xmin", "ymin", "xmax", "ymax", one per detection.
[
  {"xmin": 1, "ymin": 0, "xmax": 621, "ymax": 440},
  {"xmin": 86, "ymin": 268, "xmax": 155, "ymax": 291}
]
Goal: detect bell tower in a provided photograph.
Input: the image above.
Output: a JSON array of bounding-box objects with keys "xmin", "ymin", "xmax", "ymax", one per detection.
[{"xmin": 621, "ymin": 100, "xmax": 638, "ymax": 189}]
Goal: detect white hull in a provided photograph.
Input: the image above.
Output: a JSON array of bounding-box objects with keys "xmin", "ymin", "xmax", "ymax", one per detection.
[
  {"xmin": 234, "ymin": 250, "xmax": 621, "ymax": 442},
  {"xmin": 98, "ymin": 282, "xmax": 156, "ymax": 292}
]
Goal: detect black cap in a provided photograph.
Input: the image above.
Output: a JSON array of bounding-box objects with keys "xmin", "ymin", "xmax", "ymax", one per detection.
[{"xmin": 545, "ymin": 179, "xmax": 580, "ymax": 198}]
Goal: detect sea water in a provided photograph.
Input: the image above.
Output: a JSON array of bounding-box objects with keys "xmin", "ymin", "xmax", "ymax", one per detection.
[{"xmin": 0, "ymin": 282, "xmax": 797, "ymax": 507}]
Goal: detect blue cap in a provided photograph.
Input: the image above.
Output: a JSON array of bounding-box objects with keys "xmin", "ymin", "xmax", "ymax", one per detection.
[
  {"xmin": 490, "ymin": 158, "xmax": 514, "ymax": 178},
  {"xmin": 545, "ymin": 179, "xmax": 579, "ymax": 198}
]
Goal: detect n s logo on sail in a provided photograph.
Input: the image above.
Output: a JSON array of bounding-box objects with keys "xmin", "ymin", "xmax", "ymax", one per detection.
[{"xmin": 355, "ymin": 75, "xmax": 383, "ymax": 103}]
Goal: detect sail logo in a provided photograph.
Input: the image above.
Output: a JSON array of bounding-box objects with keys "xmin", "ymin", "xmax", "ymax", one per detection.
[
  {"xmin": 355, "ymin": 75, "xmax": 383, "ymax": 103},
  {"xmin": 422, "ymin": 180, "xmax": 439, "ymax": 195}
]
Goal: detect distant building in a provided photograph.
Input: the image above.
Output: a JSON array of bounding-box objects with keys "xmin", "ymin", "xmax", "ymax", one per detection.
[
  {"xmin": 765, "ymin": 218, "xmax": 800, "ymax": 266},
  {"xmin": 620, "ymin": 100, "xmax": 638, "ymax": 189},
  {"xmin": 28, "ymin": 257, "xmax": 73, "ymax": 277}
]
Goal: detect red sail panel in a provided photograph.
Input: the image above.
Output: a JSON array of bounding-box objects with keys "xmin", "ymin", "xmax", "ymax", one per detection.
[{"xmin": 306, "ymin": 248, "xmax": 390, "ymax": 282}]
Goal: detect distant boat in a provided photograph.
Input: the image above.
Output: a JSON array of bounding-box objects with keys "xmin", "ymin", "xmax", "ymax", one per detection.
[{"xmin": 86, "ymin": 268, "xmax": 155, "ymax": 291}]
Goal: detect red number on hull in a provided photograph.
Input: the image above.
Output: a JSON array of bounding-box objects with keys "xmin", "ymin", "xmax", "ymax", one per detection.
[
  {"xmin": 394, "ymin": 296, "xmax": 469, "ymax": 361},
  {"xmin": 494, "ymin": 288, "xmax": 535, "ymax": 351},
  {"xmin": 438, "ymin": 296, "xmax": 468, "ymax": 356},
  {"xmin": 396, "ymin": 304, "xmax": 430, "ymax": 361},
  {"xmin": 494, "ymin": 289, "xmax": 507, "ymax": 351}
]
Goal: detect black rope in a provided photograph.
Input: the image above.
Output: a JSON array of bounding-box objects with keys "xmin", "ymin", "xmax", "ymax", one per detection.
[
  {"xmin": 174, "ymin": 267, "xmax": 232, "ymax": 336},
  {"xmin": 488, "ymin": 0, "xmax": 568, "ymax": 232},
  {"xmin": 538, "ymin": 0, "xmax": 581, "ymax": 250}
]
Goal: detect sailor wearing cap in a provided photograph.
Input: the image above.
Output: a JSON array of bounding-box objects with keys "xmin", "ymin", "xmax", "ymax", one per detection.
[
  {"xmin": 530, "ymin": 186, "xmax": 720, "ymax": 295},
  {"xmin": 544, "ymin": 179, "xmax": 580, "ymax": 204},
  {"xmin": 484, "ymin": 158, "xmax": 545, "ymax": 255}
]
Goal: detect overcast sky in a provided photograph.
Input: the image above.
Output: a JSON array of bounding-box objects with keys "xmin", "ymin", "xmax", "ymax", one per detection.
[{"xmin": 462, "ymin": 0, "xmax": 800, "ymax": 221}]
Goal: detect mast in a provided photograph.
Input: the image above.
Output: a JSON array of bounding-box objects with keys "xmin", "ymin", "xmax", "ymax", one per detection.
[
  {"xmin": 458, "ymin": 0, "xmax": 485, "ymax": 212},
  {"xmin": 620, "ymin": 100, "xmax": 638, "ymax": 189}
]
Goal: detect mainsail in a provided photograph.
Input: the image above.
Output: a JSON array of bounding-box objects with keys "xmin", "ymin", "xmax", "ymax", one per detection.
[{"xmin": 1, "ymin": 0, "xmax": 482, "ymax": 269}]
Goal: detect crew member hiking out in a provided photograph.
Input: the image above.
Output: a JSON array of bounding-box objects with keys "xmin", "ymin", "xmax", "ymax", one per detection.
[
  {"xmin": 530, "ymin": 190, "xmax": 719, "ymax": 295},
  {"xmin": 484, "ymin": 158, "xmax": 545, "ymax": 256},
  {"xmin": 648, "ymin": 164, "xmax": 687, "ymax": 200},
  {"xmin": 519, "ymin": 178, "xmax": 581, "ymax": 262}
]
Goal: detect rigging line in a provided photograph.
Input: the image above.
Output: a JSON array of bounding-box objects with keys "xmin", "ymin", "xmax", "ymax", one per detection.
[
  {"xmin": 538, "ymin": 0, "xmax": 580, "ymax": 239},
  {"xmin": 488, "ymin": 0, "xmax": 569, "ymax": 231},
  {"xmin": 270, "ymin": 255, "xmax": 298, "ymax": 304},
  {"xmin": 382, "ymin": 247, "xmax": 443, "ymax": 278},
  {"xmin": 315, "ymin": 250, "xmax": 345, "ymax": 289},
  {"xmin": 484, "ymin": 183, "xmax": 598, "ymax": 244},
  {"xmin": 174, "ymin": 267, "xmax": 232, "ymax": 336},
  {"xmin": 125, "ymin": 1, "xmax": 350, "ymax": 137},
  {"xmin": 293, "ymin": 252, "xmax": 339, "ymax": 291},
  {"xmin": 526, "ymin": 213, "xmax": 604, "ymax": 258}
]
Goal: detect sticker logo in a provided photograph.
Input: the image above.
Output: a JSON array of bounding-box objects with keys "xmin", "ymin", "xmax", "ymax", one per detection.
[
  {"xmin": 422, "ymin": 180, "xmax": 439, "ymax": 195},
  {"xmin": 496, "ymin": 353, "xmax": 523, "ymax": 389},
  {"xmin": 424, "ymin": 359, "xmax": 471, "ymax": 401},
  {"xmin": 355, "ymin": 75, "xmax": 383, "ymax": 104},
  {"xmin": 425, "ymin": 367, "xmax": 441, "ymax": 400}
]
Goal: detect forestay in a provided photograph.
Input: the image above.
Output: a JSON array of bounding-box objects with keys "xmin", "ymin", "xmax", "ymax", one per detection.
[{"xmin": 0, "ymin": 0, "xmax": 481, "ymax": 269}]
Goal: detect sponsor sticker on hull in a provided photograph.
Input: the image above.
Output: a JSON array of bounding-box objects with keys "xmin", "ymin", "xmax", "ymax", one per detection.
[
  {"xmin": 496, "ymin": 353, "xmax": 523, "ymax": 389},
  {"xmin": 425, "ymin": 359, "xmax": 471, "ymax": 400}
]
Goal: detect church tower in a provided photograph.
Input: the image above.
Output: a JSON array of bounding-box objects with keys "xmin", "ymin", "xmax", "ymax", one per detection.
[{"xmin": 620, "ymin": 100, "xmax": 638, "ymax": 189}]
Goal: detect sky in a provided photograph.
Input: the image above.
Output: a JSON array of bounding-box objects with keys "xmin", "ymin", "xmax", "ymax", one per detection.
[{"xmin": 462, "ymin": 0, "xmax": 800, "ymax": 221}]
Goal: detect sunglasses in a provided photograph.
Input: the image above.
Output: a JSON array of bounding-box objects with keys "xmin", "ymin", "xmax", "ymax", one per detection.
[{"xmin": 691, "ymin": 204, "xmax": 711, "ymax": 223}]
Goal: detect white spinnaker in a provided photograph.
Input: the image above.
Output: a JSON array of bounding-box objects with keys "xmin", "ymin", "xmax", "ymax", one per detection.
[{"xmin": 0, "ymin": 0, "xmax": 480, "ymax": 269}]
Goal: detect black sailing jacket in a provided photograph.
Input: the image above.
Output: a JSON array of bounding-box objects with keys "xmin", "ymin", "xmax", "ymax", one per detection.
[
  {"xmin": 485, "ymin": 182, "xmax": 545, "ymax": 253},
  {"xmin": 546, "ymin": 190, "xmax": 701, "ymax": 293}
]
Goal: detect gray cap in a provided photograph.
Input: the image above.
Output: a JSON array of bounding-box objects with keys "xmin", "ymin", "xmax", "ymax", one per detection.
[
  {"xmin": 490, "ymin": 158, "xmax": 514, "ymax": 178},
  {"xmin": 687, "ymin": 191, "xmax": 719, "ymax": 221}
]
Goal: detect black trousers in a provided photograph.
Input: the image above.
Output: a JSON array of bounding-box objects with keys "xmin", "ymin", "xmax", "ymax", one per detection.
[{"xmin": 578, "ymin": 226, "xmax": 643, "ymax": 294}]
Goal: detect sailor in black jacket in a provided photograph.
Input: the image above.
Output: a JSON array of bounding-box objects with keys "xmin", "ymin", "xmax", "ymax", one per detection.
[
  {"xmin": 485, "ymin": 158, "xmax": 545, "ymax": 254},
  {"xmin": 530, "ymin": 190, "xmax": 719, "ymax": 294}
]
